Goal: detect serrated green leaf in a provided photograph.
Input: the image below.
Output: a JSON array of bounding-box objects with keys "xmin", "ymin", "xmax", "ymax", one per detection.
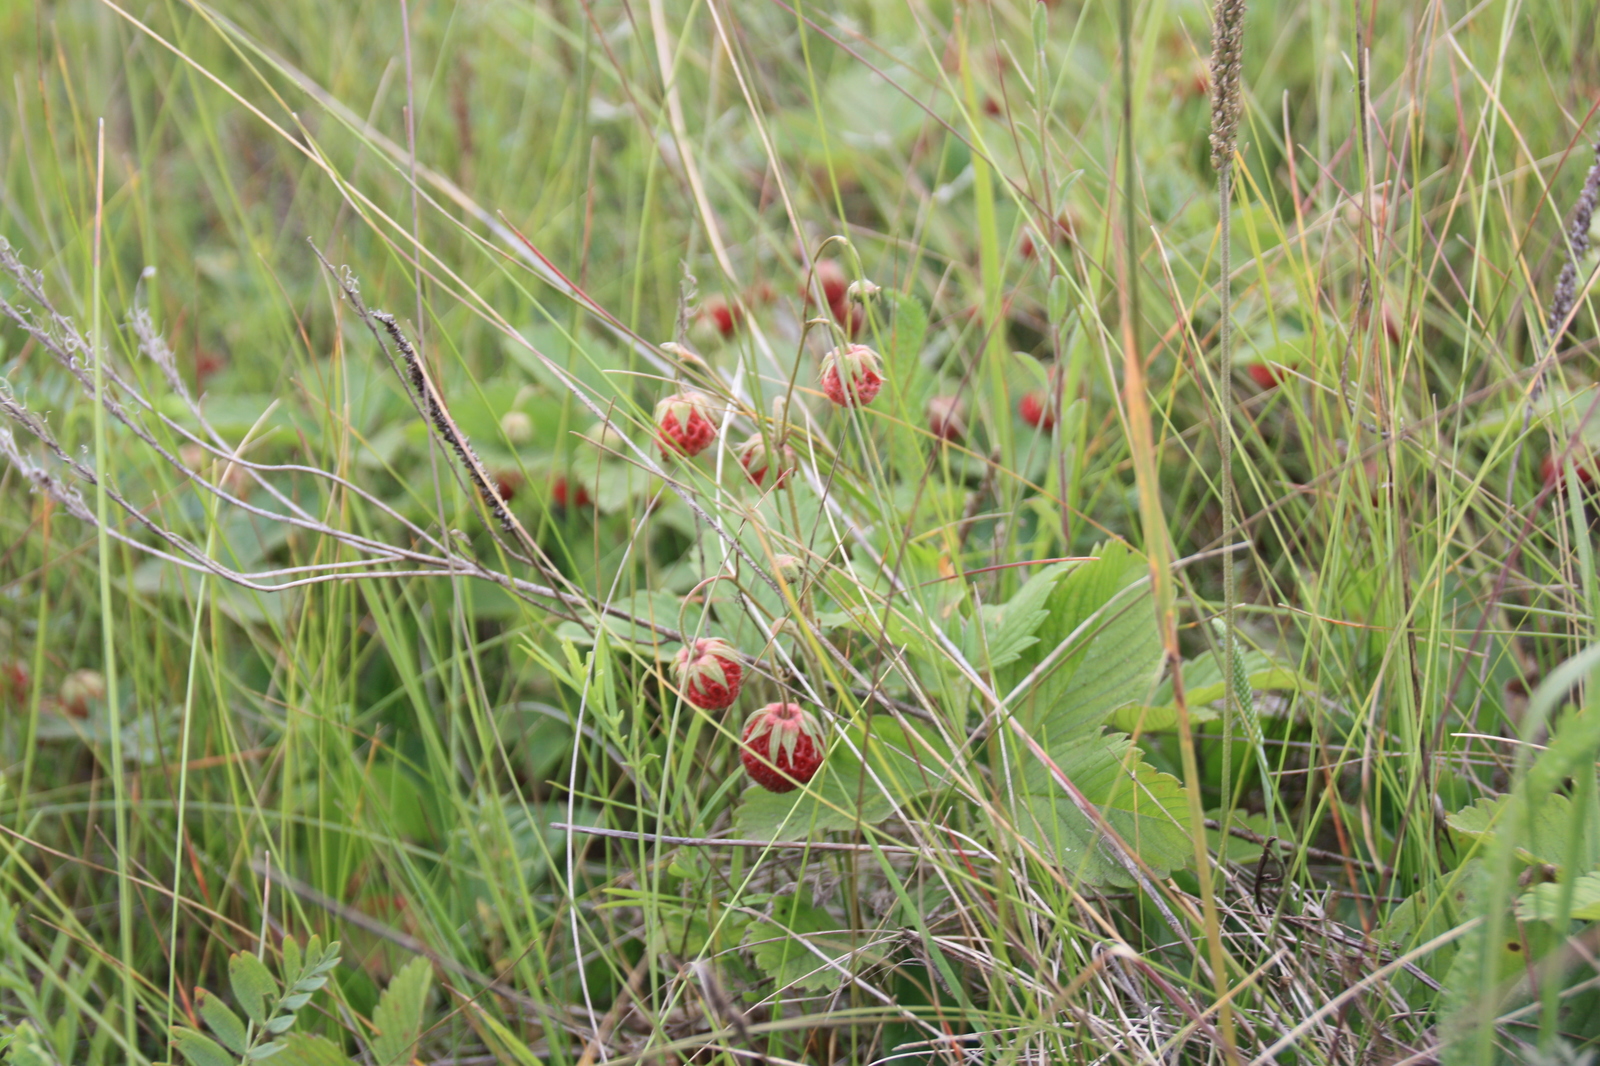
[
  {"xmin": 370, "ymin": 957, "xmax": 433, "ymax": 1066},
  {"xmin": 883, "ymin": 291, "xmax": 928, "ymax": 386},
  {"xmin": 1517, "ymin": 870, "xmax": 1600, "ymax": 922},
  {"xmin": 170, "ymin": 1026, "xmax": 237, "ymax": 1066},
  {"xmin": 960, "ymin": 563, "xmax": 1064, "ymax": 671},
  {"xmin": 3, "ymin": 1021, "xmax": 57, "ymax": 1066},
  {"xmin": 196, "ymin": 988, "xmax": 249, "ymax": 1055},
  {"xmin": 1000, "ymin": 541, "xmax": 1162, "ymax": 741},
  {"xmin": 228, "ymin": 953, "xmax": 277, "ymax": 1026},
  {"xmin": 1010, "ymin": 731, "xmax": 1193, "ymax": 888},
  {"xmin": 270, "ymin": 1033, "xmax": 353, "ymax": 1066},
  {"xmin": 1446, "ymin": 793, "xmax": 1582, "ymax": 870},
  {"xmin": 734, "ymin": 718, "xmax": 951, "ymax": 840},
  {"xmin": 748, "ymin": 902, "xmax": 883, "ymax": 992}
]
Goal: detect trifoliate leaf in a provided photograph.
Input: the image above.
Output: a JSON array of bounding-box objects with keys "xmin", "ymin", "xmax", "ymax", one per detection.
[{"xmin": 999, "ymin": 541, "xmax": 1162, "ymax": 741}]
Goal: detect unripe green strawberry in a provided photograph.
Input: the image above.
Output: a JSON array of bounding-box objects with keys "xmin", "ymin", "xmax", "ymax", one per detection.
[
  {"xmin": 740, "ymin": 702, "xmax": 825, "ymax": 792},
  {"xmin": 59, "ymin": 668, "xmax": 105, "ymax": 718},
  {"xmin": 820, "ymin": 344, "xmax": 883, "ymax": 407},
  {"xmin": 737, "ymin": 434, "xmax": 796, "ymax": 488},
  {"xmin": 500, "ymin": 410, "xmax": 533, "ymax": 444},
  {"xmin": 655, "ymin": 391, "xmax": 718, "ymax": 457},
  {"xmin": 772, "ymin": 553, "xmax": 803, "ymax": 582},
  {"xmin": 671, "ymin": 638, "xmax": 743, "ymax": 710}
]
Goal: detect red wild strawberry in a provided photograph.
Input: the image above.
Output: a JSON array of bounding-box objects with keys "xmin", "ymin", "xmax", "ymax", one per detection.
[
  {"xmin": 551, "ymin": 476, "xmax": 592, "ymax": 509},
  {"xmin": 655, "ymin": 391, "xmax": 719, "ymax": 457},
  {"xmin": 2, "ymin": 660, "xmax": 29, "ymax": 706},
  {"xmin": 1542, "ymin": 453, "xmax": 1596, "ymax": 490},
  {"xmin": 926, "ymin": 396, "xmax": 965, "ymax": 441},
  {"xmin": 1019, "ymin": 210, "xmax": 1082, "ymax": 259},
  {"xmin": 1246, "ymin": 363, "xmax": 1283, "ymax": 389},
  {"xmin": 491, "ymin": 469, "xmax": 523, "ymax": 503},
  {"xmin": 671, "ymin": 638, "xmax": 744, "ymax": 710},
  {"xmin": 821, "ymin": 344, "xmax": 884, "ymax": 407},
  {"xmin": 737, "ymin": 434, "xmax": 796, "ymax": 488},
  {"xmin": 1019, "ymin": 391, "xmax": 1056, "ymax": 431},
  {"xmin": 740, "ymin": 702, "xmax": 825, "ymax": 793},
  {"xmin": 804, "ymin": 258, "xmax": 849, "ymax": 309},
  {"xmin": 701, "ymin": 295, "xmax": 742, "ymax": 339}
]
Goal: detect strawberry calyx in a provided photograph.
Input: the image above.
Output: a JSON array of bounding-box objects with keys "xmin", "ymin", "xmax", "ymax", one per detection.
[
  {"xmin": 820, "ymin": 344, "xmax": 884, "ymax": 407},
  {"xmin": 671, "ymin": 637, "xmax": 743, "ymax": 710},
  {"xmin": 740, "ymin": 702, "xmax": 825, "ymax": 791},
  {"xmin": 655, "ymin": 391, "xmax": 719, "ymax": 457},
  {"xmin": 737, "ymin": 434, "xmax": 796, "ymax": 488}
]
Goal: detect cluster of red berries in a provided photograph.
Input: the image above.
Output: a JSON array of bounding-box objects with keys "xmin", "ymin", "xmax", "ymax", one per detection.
[{"xmin": 669, "ymin": 638, "xmax": 825, "ymax": 792}]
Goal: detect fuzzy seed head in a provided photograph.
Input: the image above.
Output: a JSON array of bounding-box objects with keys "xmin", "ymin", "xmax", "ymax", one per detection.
[
  {"xmin": 1549, "ymin": 144, "xmax": 1600, "ymax": 345},
  {"xmin": 671, "ymin": 638, "xmax": 743, "ymax": 710},
  {"xmin": 772, "ymin": 553, "xmax": 804, "ymax": 582},
  {"xmin": 740, "ymin": 702, "xmax": 825, "ymax": 792},
  {"xmin": 1207, "ymin": 0, "xmax": 1247, "ymax": 172},
  {"xmin": 820, "ymin": 344, "xmax": 884, "ymax": 407}
]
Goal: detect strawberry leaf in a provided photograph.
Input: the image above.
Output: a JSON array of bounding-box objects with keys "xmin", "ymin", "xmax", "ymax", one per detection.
[
  {"xmin": 748, "ymin": 901, "xmax": 885, "ymax": 993},
  {"xmin": 1009, "ymin": 730, "xmax": 1192, "ymax": 887},
  {"xmin": 369, "ymin": 956, "xmax": 433, "ymax": 1066}
]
